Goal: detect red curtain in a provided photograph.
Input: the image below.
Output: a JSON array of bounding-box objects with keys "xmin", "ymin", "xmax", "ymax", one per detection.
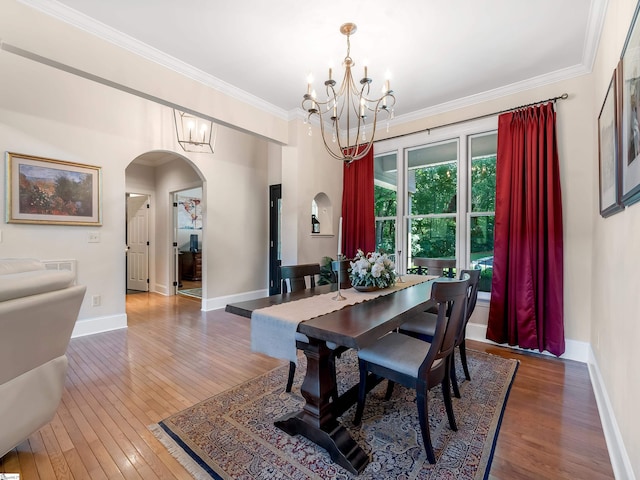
[
  {"xmin": 341, "ymin": 149, "xmax": 375, "ymax": 259},
  {"xmin": 486, "ymin": 103, "xmax": 565, "ymax": 356}
]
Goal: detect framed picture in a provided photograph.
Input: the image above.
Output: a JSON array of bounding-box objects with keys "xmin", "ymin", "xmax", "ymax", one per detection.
[
  {"xmin": 177, "ymin": 194, "xmax": 202, "ymax": 230},
  {"xmin": 598, "ymin": 65, "xmax": 624, "ymax": 217},
  {"xmin": 620, "ymin": 1, "xmax": 640, "ymax": 206},
  {"xmin": 6, "ymin": 152, "xmax": 102, "ymax": 225}
]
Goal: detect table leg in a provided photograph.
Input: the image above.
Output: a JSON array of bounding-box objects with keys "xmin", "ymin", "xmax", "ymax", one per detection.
[{"xmin": 274, "ymin": 339, "xmax": 369, "ymax": 475}]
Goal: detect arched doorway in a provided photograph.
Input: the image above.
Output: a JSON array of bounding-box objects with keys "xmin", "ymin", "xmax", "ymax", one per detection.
[{"xmin": 125, "ymin": 150, "xmax": 205, "ymax": 306}]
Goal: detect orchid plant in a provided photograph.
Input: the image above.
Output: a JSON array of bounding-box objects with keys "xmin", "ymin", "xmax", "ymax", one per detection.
[{"xmin": 349, "ymin": 249, "xmax": 397, "ymax": 288}]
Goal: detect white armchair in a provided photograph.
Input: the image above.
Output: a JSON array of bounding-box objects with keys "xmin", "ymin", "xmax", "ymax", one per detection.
[{"xmin": 0, "ymin": 258, "xmax": 85, "ymax": 458}]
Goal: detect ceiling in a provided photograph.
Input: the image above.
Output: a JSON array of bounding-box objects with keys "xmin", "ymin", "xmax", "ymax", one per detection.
[{"xmin": 22, "ymin": 0, "xmax": 606, "ymax": 124}]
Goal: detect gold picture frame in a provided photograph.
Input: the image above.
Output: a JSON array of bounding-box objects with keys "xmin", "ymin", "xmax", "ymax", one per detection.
[{"xmin": 6, "ymin": 152, "xmax": 102, "ymax": 225}]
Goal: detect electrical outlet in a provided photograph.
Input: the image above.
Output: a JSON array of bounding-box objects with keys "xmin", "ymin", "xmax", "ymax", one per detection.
[
  {"xmin": 88, "ymin": 231, "xmax": 100, "ymax": 243},
  {"xmin": 91, "ymin": 295, "xmax": 101, "ymax": 307}
]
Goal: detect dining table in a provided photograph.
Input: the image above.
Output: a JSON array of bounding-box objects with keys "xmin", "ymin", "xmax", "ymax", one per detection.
[{"xmin": 225, "ymin": 275, "xmax": 438, "ymax": 474}]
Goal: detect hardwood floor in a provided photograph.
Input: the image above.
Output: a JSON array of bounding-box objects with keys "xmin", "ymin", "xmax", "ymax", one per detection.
[{"xmin": 1, "ymin": 293, "xmax": 614, "ymax": 479}]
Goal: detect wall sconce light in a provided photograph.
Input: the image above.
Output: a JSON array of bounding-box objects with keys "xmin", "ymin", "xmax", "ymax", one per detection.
[{"xmin": 173, "ymin": 109, "xmax": 217, "ymax": 153}]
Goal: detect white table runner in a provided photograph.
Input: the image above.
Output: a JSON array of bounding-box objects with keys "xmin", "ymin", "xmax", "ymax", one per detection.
[{"xmin": 250, "ymin": 274, "xmax": 435, "ymax": 364}]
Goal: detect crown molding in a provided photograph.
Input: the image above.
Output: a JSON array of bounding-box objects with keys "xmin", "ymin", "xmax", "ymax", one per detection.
[
  {"xmin": 582, "ymin": 0, "xmax": 609, "ymax": 71},
  {"xmin": 19, "ymin": 0, "xmax": 604, "ymax": 129},
  {"xmin": 17, "ymin": 0, "xmax": 289, "ymax": 121},
  {"xmin": 392, "ymin": 62, "xmax": 589, "ymax": 126}
]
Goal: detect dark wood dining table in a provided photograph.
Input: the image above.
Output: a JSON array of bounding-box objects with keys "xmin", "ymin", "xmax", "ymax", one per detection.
[{"xmin": 225, "ymin": 277, "xmax": 437, "ymax": 474}]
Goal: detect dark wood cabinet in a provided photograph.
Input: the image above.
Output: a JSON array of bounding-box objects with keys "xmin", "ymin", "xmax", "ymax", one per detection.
[{"xmin": 180, "ymin": 251, "xmax": 202, "ymax": 281}]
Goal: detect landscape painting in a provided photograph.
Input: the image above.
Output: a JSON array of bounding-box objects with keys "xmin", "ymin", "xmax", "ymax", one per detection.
[{"xmin": 6, "ymin": 152, "xmax": 102, "ymax": 225}]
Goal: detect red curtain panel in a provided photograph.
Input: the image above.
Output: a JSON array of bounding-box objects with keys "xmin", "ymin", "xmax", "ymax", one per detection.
[
  {"xmin": 341, "ymin": 150, "xmax": 375, "ymax": 259},
  {"xmin": 486, "ymin": 103, "xmax": 565, "ymax": 356}
]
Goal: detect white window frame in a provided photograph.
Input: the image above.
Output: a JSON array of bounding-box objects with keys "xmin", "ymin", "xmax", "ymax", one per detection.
[{"xmin": 374, "ymin": 116, "xmax": 497, "ymax": 296}]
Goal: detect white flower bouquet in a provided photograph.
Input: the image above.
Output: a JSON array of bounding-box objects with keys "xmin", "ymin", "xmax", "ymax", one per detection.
[{"xmin": 349, "ymin": 249, "xmax": 397, "ymax": 289}]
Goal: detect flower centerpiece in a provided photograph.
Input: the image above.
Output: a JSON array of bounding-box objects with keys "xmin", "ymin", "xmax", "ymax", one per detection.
[{"xmin": 349, "ymin": 249, "xmax": 397, "ymax": 291}]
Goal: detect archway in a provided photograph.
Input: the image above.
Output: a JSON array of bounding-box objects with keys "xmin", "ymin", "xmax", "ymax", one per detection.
[{"xmin": 125, "ymin": 150, "xmax": 205, "ymax": 306}]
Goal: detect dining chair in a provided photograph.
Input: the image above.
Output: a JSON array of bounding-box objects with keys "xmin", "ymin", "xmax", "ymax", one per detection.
[
  {"xmin": 353, "ymin": 276, "xmax": 469, "ymax": 464},
  {"xmin": 279, "ymin": 263, "xmax": 341, "ymax": 398},
  {"xmin": 398, "ymin": 269, "xmax": 481, "ymax": 398},
  {"xmin": 280, "ymin": 263, "xmax": 320, "ymax": 293},
  {"xmin": 413, "ymin": 257, "xmax": 456, "ymax": 277}
]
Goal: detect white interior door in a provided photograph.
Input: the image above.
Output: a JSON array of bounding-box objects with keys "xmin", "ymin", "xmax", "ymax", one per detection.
[{"xmin": 127, "ymin": 194, "xmax": 149, "ymax": 291}]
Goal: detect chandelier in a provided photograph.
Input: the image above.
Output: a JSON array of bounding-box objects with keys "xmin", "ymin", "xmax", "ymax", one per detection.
[
  {"xmin": 173, "ymin": 109, "xmax": 216, "ymax": 153},
  {"xmin": 302, "ymin": 23, "xmax": 396, "ymax": 164}
]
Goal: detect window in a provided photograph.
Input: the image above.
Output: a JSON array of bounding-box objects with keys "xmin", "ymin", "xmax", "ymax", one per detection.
[
  {"xmin": 469, "ymin": 133, "xmax": 496, "ymax": 293},
  {"xmin": 407, "ymin": 139, "xmax": 458, "ymax": 266},
  {"xmin": 374, "ymin": 153, "xmax": 398, "ymax": 255},
  {"xmin": 373, "ymin": 118, "xmax": 497, "ymax": 294}
]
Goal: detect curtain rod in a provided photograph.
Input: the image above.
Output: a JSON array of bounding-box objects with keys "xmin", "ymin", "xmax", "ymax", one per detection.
[{"xmin": 381, "ymin": 93, "xmax": 569, "ymax": 141}]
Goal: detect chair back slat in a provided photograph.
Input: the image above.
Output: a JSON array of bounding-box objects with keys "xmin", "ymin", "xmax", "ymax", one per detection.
[
  {"xmin": 460, "ymin": 269, "xmax": 481, "ymax": 321},
  {"xmin": 418, "ymin": 277, "xmax": 469, "ymax": 378},
  {"xmin": 280, "ymin": 263, "xmax": 321, "ymax": 293}
]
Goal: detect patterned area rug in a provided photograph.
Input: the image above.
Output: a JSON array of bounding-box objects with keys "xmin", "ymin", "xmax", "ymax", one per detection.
[
  {"xmin": 178, "ymin": 288, "xmax": 202, "ymax": 299},
  {"xmin": 150, "ymin": 349, "xmax": 518, "ymax": 479}
]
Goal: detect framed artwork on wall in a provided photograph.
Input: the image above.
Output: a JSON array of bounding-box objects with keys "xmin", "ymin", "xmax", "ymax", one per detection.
[
  {"xmin": 598, "ymin": 64, "xmax": 624, "ymax": 217},
  {"xmin": 5, "ymin": 152, "xmax": 102, "ymax": 226},
  {"xmin": 177, "ymin": 195, "xmax": 202, "ymax": 230},
  {"xmin": 620, "ymin": 0, "xmax": 640, "ymax": 206}
]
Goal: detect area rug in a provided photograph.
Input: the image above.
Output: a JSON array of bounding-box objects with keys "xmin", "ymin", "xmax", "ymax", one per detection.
[
  {"xmin": 150, "ymin": 349, "xmax": 518, "ymax": 479},
  {"xmin": 178, "ymin": 288, "xmax": 202, "ymax": 299}
]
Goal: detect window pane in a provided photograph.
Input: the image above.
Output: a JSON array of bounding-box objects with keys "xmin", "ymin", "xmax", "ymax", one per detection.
[
  {"xmin": 470, "ymin": 215, "xmax": 494, "ymax": 292},
  {"xmin": 470, "ymin": 134, "xmax": 497, "ymax": 212},
  {"xmin": 375, "ymin": 219, "xmax": 396, "ymax": 254},
  {"xmin": 408, "ymin": 140, "xmax": 458, "ymax": 215},
  {"xmin": 374, "ymin": 153, "xmax": 397, "ymax": 217},
  {"xmin": 408, "ymin": 217, "xmax": 456, "ymax": 261},
  {"xmin": 374, "ymin": 185, "xmax": 397, "ymax": 217}
]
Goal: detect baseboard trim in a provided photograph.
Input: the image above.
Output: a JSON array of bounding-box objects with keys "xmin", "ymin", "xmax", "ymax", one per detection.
[
  {"xmin": 466, "ymin": 322, "xmax": 589, "ymax": 363},
  {"xmin": 153, "ymin": 284, "xmax": 171, "ymax": 296},
  {"xmin": 588, "ymin": 347, "xmax": 636, "ymax": 480},
  {"xmin": 71, "ymin": 313, "xmax": 127, "ymax": 338},
  {"xmin": 466, "ymin": 321, "xmax": 634, "ymax": 479},
  {"xmin": 202, "ymin": 288, "xmax": 270, "ymax": 312}
]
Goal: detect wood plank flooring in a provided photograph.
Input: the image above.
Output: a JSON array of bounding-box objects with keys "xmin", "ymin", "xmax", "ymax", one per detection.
[{"xmin": 1, "ymin": 292, "xmax": 614, "ymax": 479}]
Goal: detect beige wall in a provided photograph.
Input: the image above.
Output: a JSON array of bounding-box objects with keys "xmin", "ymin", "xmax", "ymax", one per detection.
[
  {"xmin": 287, "ymin": 120, "xmax": 345, "ymax": 265},
  {"xmin": 0, "ymin": 0, "xmax": 289, "ymax": 145},
  {"xmin": 591, "ymin": 0, "xmax": 640, "ymax": 477},
  {"xmin": 0, "ymin": 2, "xmax": 270, "ymax": 329}
]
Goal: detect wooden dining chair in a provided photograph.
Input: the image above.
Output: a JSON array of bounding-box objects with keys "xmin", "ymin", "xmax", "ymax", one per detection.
[
  {"xmin": 279, "ymin": 263, "xmax": 341, "ymax": 398},
  {"xmin": 280, "ymin": 263, "xmax": 320, "ymax": 293},
  {"xmin": 413, "ymin": 257, "xmax": 456, "ymax": 277},
  {"xmin": 353, "ymin": 277, "xmax": 469, "ymax": 464},
  {"xmin": 398, "ymin": 269, "xmax": 481, "ymax": 398}
]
